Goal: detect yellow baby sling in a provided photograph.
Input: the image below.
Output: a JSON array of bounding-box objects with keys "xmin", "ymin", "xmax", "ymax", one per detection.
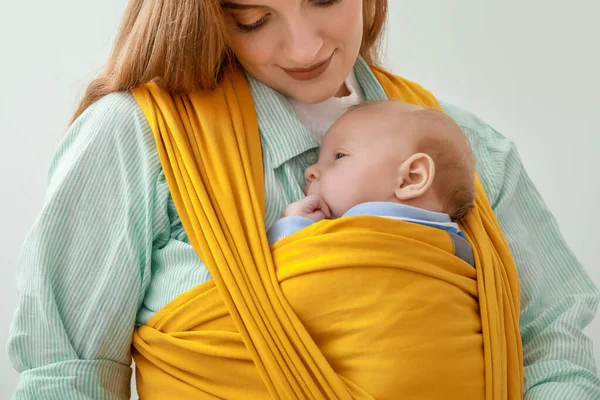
[{"xmin": 131, "ymin": 65, "xmax": 524, "ymax": 399}]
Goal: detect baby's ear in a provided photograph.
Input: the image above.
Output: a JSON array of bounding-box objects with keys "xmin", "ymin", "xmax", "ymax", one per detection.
[{"xmin": 395, "ymin": 153, "xmax": 435, "ymax": 201}]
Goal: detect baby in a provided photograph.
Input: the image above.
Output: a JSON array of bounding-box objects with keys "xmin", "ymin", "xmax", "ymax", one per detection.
[{"xmin": 267, "ymin": 100, "xmax": 476, "ymax": 265}]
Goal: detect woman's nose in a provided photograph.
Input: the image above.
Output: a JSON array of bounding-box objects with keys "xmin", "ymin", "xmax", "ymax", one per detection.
[
  {"xmin": 281, "ymin": 16, "xmax": 323, "ymax": 67},
  {"xmin": 304, "ymin": 165, "xmax": 321, "ymax": 183}
]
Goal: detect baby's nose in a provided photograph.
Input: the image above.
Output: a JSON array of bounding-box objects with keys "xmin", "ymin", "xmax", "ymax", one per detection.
[{"xmin": 304, "ymin": 165, "xmax": 321, "ymax": 183}]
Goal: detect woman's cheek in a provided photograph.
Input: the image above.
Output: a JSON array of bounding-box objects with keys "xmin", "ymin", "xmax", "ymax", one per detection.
[
  {"xmin": 323, "ymin": 0, "xmax": 363, "ymax": 47},
  {"xmin": 230, "ymin": 31, "xmax": 277, "ymax": 70}
]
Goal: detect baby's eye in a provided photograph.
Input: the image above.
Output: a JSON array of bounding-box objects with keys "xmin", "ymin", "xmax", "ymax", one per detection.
[{"xmin": 334, "ymin": 153, "xmax": 346, "ymax": 160}]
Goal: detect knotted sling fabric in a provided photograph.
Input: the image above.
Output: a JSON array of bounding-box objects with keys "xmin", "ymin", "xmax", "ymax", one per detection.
[{"xmin": 130, "ymin": 66, "xmax": 523, "ymax": 399}]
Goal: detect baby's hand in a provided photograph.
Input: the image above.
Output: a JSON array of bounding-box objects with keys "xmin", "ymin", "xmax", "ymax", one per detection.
[{"xmin": 283, "ymin": 195, "xmax": 332, "ymax": 222}]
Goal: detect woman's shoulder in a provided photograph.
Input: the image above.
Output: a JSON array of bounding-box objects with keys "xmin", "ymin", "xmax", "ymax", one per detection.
[
  {"xmin": 61, "ymin": 91, "xmax": 158, "ymax": 164},
  {"xmin": 441, "ymin": 102, "xmax": 505, "ymax": 140},
  {"xmin": 48, "ymin": 91, "xmax": 161, "ymax": 195},
  {"xmin": 72, "ymin": 91, "xmax": 150, "ymax": 142},
  {"xmin": 439, "ymin": 101, "xmax": 517, "ymax": 203},
  {"xmin": 440, "ymin": 101, "xmax": 514, "ymax": 152}
]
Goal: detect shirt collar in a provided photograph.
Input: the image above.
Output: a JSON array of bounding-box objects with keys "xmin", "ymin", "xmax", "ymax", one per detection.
[
  {"xmin": 344, "ymin": 201, "xmax": 453, "ymax": 223},
  {"xmin": 245, "ymin": 56, "xmax": 387, "ymax": 169},
  {"xmin": 344, "ymin": 201, "xmax": 464, "ymax": 238}
]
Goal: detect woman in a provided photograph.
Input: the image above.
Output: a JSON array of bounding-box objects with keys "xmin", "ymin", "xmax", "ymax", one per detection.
[{"xmin": 8, "ymin": 0, "xmax": 599, "ymax": 398}]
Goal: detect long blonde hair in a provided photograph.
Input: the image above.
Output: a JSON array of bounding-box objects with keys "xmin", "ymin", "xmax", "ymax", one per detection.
[{"xmin": 72, "ymin": 0, "xmax": 388, "ymax": 122}]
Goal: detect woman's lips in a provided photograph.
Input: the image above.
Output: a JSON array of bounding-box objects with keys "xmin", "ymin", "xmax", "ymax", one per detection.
[{"xmin": 282, "ymin": 54, "xmax": 333, "ymax": 81}]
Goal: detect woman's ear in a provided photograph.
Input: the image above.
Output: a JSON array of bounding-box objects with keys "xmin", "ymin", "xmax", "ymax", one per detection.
[{"xmin": 395, "ymin": 153, "xmax": 435, "ymax": 201}]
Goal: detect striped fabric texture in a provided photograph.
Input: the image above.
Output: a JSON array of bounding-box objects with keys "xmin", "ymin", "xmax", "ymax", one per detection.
[{"xmin": 8, "ymin": 58, "xmax": 600, "ymax": 399}]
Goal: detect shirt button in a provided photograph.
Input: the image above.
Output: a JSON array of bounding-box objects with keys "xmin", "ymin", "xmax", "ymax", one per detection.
[{"xmin": 307, "ymin": 152, "xmax": 318, "ymax": 164}]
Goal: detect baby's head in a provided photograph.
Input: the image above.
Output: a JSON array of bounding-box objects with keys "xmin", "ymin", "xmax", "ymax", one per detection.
[{"xmin": 304, "ymin": 100, "xmax": 475, "ymax": 221}]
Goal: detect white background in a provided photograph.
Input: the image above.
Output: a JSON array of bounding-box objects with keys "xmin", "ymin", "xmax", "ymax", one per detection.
[{"xmin": 0, "ymin": 0, "xmax": 598, "ymax": 398}]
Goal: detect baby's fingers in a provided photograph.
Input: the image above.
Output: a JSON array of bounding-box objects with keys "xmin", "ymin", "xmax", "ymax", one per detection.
[{"xmin": 316, "ymin": 196, "xmax": 332, "ymax": 219}]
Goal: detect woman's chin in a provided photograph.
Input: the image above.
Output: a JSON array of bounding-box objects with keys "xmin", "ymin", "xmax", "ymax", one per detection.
[
  {"xmin": 279, "ymin": 69, "xmax": 349, "ymax": 103},
  {"xmin": 284, "ymin": 82, "xmax": 345, "ymax": 104}
]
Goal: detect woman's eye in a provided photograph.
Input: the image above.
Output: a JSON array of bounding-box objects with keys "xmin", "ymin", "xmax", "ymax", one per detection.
[
  {"xmin": 235, "ymin": 1, "xmax": 340, "ymax": 33},
  {"xmin": 314, "ymin": 0, "xmax": 343, "ymax": 8},
  {"xmin": 236, "ymin": 15, "xmax": 269, "ymax": 33},
  {"xmin": 335, "ymin": 153, "xmax": 346, "ymax": 160}
]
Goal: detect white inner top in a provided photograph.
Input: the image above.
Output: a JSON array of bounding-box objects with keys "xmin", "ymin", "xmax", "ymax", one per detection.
[{"xmin": 288, "ymin": 69, "xmax": 365, "ymax": 143}]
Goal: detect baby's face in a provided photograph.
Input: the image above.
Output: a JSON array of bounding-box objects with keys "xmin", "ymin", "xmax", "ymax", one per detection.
[{"xmin": 304, "ymin": 104, "xmax": 418, "ymax": 217}]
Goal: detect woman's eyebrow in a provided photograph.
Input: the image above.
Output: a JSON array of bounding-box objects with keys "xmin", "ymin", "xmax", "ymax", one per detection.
[{"xmin": 221, "ymin": 2, "xmax": 262, "ymax": 10}]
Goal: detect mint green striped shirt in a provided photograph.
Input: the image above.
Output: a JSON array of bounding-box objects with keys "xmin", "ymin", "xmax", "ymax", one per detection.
[{"xmin": 8, "ymin": 59, "xmax": 600, "ymax": 399}]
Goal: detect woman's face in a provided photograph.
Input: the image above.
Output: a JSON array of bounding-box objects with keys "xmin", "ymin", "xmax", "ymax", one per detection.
[{"xmin": 222, "ymin": 0, "xmax": 364, "ymax": 103}]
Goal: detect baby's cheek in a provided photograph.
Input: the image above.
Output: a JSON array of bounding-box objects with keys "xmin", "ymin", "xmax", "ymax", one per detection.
[{"xmin": 329, "ymin": 185, "xmax": 361, "ymax": 217}]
